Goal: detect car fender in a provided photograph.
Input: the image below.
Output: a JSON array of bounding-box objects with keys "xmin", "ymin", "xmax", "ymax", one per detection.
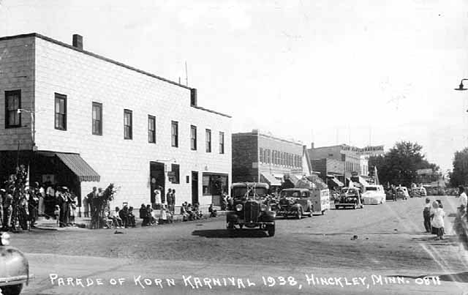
[{"xmin": 0, "ymin": 246, "xmax": 29, "ymax": 287}]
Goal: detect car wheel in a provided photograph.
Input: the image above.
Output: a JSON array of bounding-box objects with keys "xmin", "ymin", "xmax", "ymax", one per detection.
[
  {"xmin": 227, "ymin": 222, "xmax": 234, "ymax": 230},
  {"xmin": 321, "ymin": 210, "xmax": 325, "ymax": 215},
  {"xmin": 1, "ymin": 284, "xmax": 23, "ymax": 295},
  {"xmin": 239, "ymin": 224, "xmax": 244, "ymax": 229},
  {"xmin": 297, "ymin": 208, "xmax": 303, "ymax": 219},
  {"xmin": 266, "ymin": 224, "xmax": 275, "ymax": 237}
]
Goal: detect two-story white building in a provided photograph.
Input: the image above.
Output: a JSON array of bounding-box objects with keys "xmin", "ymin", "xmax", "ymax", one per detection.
[{"xmin": 0, "ymin": 33, "xmax": 232, "ymax": 211}]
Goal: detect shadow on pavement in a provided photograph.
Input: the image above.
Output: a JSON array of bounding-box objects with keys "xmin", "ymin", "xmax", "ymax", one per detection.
[
  {"xmin": 388, "ymin": 272, "xmax": 468, "ymax": 283},
  {"xmin": 192, "ymin": 229, "xmax": 269, "ymax": 238}
]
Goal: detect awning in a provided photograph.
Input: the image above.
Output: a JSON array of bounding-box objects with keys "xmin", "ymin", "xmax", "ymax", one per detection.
[
  {"xmin": 55, "ymin": 153, "xmax": 100, "ymax": 182},
  {"xmin": 260, "ymin": 173, "xmax": 281, "ymax": 186},
  {"xmin": 289, "ymin": 174, "xmax": 301, "ymax": 185},
  {"xmin": 328, "ymin": 177, "xmax": 344, "ymax": 187}
]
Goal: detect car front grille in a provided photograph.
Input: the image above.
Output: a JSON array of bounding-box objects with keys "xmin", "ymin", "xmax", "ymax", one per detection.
[{"xmin": 244, "ymin": 201, "xmax": 260, "ymax": 223}]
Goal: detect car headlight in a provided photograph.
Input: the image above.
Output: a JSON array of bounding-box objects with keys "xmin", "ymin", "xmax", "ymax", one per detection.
[
  {"xmin": 236, "ymin": 204, "xmax": 243, "ymax": 211},
  {"xmin": 260, "ymin": 204, "xmax": 267, "ymax": 211},
  {"xmin": 1, "ymin": 232, "xmax": 11, "ymax": 246}
]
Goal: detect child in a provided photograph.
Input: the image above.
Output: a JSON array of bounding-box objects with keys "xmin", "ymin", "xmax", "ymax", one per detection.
[
  {"xmin": 423, "ymin": 198, "xmax": 431, "ymax": 233},
  {"xmin": 431, "ymin": 201, "xmax": 445, "ymax": 240},
  {"xmin": 54, "ymin": 205, "xmax": 61, "ymax": 226}
]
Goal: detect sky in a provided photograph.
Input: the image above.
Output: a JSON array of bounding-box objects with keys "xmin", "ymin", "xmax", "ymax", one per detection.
[{"xmin": 1, "ymin": 0, "xmax": 468, "ymax": 172}]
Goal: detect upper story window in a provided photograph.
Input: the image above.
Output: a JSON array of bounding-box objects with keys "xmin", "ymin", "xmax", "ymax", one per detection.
[
  {"xmin": 54, "ymin": 93, "xmax": 67, "ymax": 130},
  {"xmin": 191, "ymin": 125, "xmax": 197, "ymax": 150},
  {"xmin": 206, "ymin": 129, "xmax": 212, "ymax": 153},
  {"xmin": 5, "ymin": 90, "xmax": 21, "ymax": 128},
  {"xmin": 171, "ymin": 121, "xmax": 178, "ymax": 147},
  {"xmin": 92, "ymin": 102, "xmax": 102, "ymax": 135},
  {"xmin": 124, "ymin": 109, "xmax": 132, "ymax": 139},
  {"xmin": 148, "ymin": 115, "xmax": 156, "ymax": 143},
  {"xmin": 219, "ymin": 131, "xmax": 225, "ymax": 154}
]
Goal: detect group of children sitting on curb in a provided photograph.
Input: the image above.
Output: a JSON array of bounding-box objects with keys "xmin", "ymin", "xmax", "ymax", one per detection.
[{"xmin": 105, "ymin": 202, "xmax": 222, "ymax": 229}]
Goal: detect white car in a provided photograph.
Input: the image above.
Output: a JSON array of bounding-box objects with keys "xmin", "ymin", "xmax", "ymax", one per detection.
[{"xmin": 362, "ymin": 185, "xmax": 386, "ymax": 205}]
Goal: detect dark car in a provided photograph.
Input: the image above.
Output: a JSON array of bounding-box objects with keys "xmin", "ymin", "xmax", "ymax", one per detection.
[
  {"xmin": 0, "ymin": 232, "xmax": 30, "ymax": 295},
  {"xmin": 226, "ymin": 182, "xmax": 276, "ymax": 237},
  {"xmin": 277, "ymin": 188, "xmax": 313, "ymax": 219},
  {"xmin": 334, "ymin": 187, "xmax": 363, "ymax": 209}
]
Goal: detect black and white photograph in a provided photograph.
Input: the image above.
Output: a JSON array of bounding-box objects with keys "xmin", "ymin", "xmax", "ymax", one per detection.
[{"xmin": 0, "ymin": 0, "xmax": 467, "ymax": 294}]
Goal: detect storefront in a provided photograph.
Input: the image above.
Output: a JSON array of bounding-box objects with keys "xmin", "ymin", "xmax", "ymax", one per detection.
[{"xmin": 202, "ymin": 172, "xmax": 229, "ymax": 206}]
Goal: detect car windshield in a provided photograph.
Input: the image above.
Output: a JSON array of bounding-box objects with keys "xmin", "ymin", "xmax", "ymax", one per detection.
[
  {"xmin": 280, "ymin": 191, "xmax": 301, "ymax": 198},
  {"xmin": 232, "ymin": 187, "xmax": 268, "ymax": 199},
  {"xmin": 366, "ymin": 187, "xmax": 377, "ymax": 191}
]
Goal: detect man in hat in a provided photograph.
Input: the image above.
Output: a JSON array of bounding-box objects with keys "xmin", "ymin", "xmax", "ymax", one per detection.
[{"xmin": 423, "ymin": 197, "xmax": 432, "ymax": 233}]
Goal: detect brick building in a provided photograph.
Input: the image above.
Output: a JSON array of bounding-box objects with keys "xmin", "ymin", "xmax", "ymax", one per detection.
[
  {"xmin": 0, "ymin": 33, "xmax": 231, "ymax": 210},
  {"xmin": 308, "ymin": 143, "xmax": 384, "ymax": 188},
  {"xmin": 232, "ymin": 130, "xmax": 312, "ymax": 188}
]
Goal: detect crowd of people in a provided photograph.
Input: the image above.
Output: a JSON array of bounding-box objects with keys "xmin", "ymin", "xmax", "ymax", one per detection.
[{"xmin": 0, "ymin": 180, "xmax": 79, "ymax": 230}]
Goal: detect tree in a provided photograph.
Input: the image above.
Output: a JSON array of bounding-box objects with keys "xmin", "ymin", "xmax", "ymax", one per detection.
[
  {"xmin": 450, "ymin": 148, "xmax": 468, "ymax": 187},
  {"xmin": 368, "ymin": 141, "xmax": 438, "ymax": 187}
]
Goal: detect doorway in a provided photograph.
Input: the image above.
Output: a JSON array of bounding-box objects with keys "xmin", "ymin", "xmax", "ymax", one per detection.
[
  {"xmin": 191, "ymin": 171, "xmax": 199, "ymax": 205},
  {"xmin": 150, "ymin": 162, "xmax": 165, "ymax": 204}
]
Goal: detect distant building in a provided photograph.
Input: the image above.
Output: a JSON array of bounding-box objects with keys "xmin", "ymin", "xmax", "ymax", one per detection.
[
  {"xmin": 232, "ymin": 130, "xmax": 312, "ymax": 189},
  {"xmin": 0, "ymin": 33, "xmax": 232, "ymax": 210},
  {"xmin": 308, "ymin": 143, "xmax": 384, "ymax": 188}
]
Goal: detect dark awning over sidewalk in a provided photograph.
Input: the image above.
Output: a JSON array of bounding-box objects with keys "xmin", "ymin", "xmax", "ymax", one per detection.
[{"xmin": 56, "ymin": 153, "xmax": 100, "ymax": 182}]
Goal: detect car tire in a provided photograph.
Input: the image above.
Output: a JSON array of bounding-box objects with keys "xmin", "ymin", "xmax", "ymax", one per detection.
[
  {"xmin": 1, "ymin": 284, "xmax": 23, "ymax": 295},
  {"xmin": 321, "ymin": 210, "xmax": 325, "ymax": 215},
  {"xmin": 266, "ymin": 224, "xmax": 275, "ymax": 237},
  {"xmin": 227, "ymin": 222, "xmax": 234, "ymax": 230},
  {"xmin": 239, "ymin": 224, "xmax": 244, "ymax": 229},
  {"xmin": 297, "ymin": 208, "xmax": 303, "ymax": 219}
]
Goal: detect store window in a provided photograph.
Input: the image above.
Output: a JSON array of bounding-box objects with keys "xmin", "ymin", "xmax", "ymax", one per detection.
[
  {"xmin": 170, "ymin": 164, "xmax": 180, "ymax": 184},
  {"xmin": 202, "ymin": 173, "xmax": 228, "ymax": 196}
]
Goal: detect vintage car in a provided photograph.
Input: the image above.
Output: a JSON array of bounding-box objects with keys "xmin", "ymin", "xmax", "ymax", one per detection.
[
  {"xmin": 397, "ymin": 186, "xmax": 410, "ymax": 200},
  {"xmin": 334, "ymin": 187, "xmax": 363, "ymax": 209},
  {"xmin": 0, "ymin": 232, "xmax": 30, "ymax": 295},
  {"xmin": 410, "ymin": 186, "xmax": 427, "ymax": 198},
  {"xmin": 362, "ymin": 185, "xmax": 386, "ymax": 205},
  {"xmin": 226, "ymin": 182, "xmax": 276, "ymax": 237},
  {"xmin": 277, "ymin": 188, "xmax": 314, "ymax": 219}
]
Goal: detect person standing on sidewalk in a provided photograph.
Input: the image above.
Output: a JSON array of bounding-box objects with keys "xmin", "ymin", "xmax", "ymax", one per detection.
[
  {"xmin": 458, "ymin": 186, "xmax": 467, "ymax": 212},
  {"xmin": 423, "ymin": 197, "xmax": 431, "ymax": 233}
]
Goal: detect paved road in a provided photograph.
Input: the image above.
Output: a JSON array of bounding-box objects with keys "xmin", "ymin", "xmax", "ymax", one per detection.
[{"xmin": 11, "ymin": 195, "xmax": 468, "ymax": 294}]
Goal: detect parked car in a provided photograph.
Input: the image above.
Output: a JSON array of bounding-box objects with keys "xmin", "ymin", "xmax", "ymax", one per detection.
[
  {"xmin": 410, "ymin": 186, "xmax": 427, "ymax": 198},
  {"xmin": 0, "ymin": 232, "xmax": 30, "ymax": 295},
  {"xmin": 397, "ymin": 186, "xmax": 410, "ymax": 200},
  {"xmin": 335, "ymin": 187, "xmax": 363, "ymax": 209},
  {"xmin": 362, "ymin": 185, "xmax": 386, "ymax": 205},
  {"xmin": 226, "ymin": 182, "xmax": 276, "ymax": 237},
  {"xmin": 277, "ymin": 188, "xmax": 314, "ymax": 219}
]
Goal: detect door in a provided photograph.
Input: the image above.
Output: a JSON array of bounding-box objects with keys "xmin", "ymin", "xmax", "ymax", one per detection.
[
  {"xmin": 191, "ymin": 171, "xmax": 199, "ymax": 205},
  {"xmin": 150, "ymin": 162, "xmax": 165, "ymax": 204}
]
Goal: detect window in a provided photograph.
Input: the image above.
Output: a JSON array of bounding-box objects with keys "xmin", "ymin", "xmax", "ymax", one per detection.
[
  {"xmin": 124, "ymin": 109, "xmax": 132, "ymax": 139},
  {"xmin": 5, "ymin": 90, "xmax": 21, "ymax": 128},
  {"xmin": 171, "ymin": 121, "xmax": 179, "ymax": 147},
  {"xmin": 170, "ymin": 164, "xmax": 180, "ymax": 184},
  {"xmin": 206, "ymin": 129, "xmax": 212, "ymax": 153},
  {"xmin": 219, "ymin": 131, "xmax": 225, "ymax": 154},
  {"xmin": 259, "ymin": 148, "xmax": 264, "ymax": 162},
  {"xmin": 191, "ymin": 125, "xmax": 197, "ymax": 150},
  {"xmin": 148, "ymin": 115, "xmax": 156, "ymax": 143},
  {"xmin": 54, "ymin": 93, "xmax": 67, "ymax": 130},
  {"xmin": 92, "ymin": 102, "xmax": 102, "ymax": 135},
  {"xmin": 202, "ymin": 173, "xmax": 228, "ymax": 196}
]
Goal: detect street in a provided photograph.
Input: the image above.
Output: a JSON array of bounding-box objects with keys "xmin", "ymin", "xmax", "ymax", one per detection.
[{"xmin": 11, "ymin": 196, "xmax": 468, "ymax": 295}]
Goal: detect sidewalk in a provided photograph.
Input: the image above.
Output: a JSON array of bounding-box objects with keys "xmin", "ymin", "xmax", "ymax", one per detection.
[{"xmin": 34, "ymin": 210, "xmax": 227, "ymax": 231}]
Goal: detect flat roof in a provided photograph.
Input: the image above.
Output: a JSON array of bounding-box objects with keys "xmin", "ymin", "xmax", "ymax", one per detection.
[{"xmin": 0, "ymin": 33, "xmax": 231, "ymax": 118}]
